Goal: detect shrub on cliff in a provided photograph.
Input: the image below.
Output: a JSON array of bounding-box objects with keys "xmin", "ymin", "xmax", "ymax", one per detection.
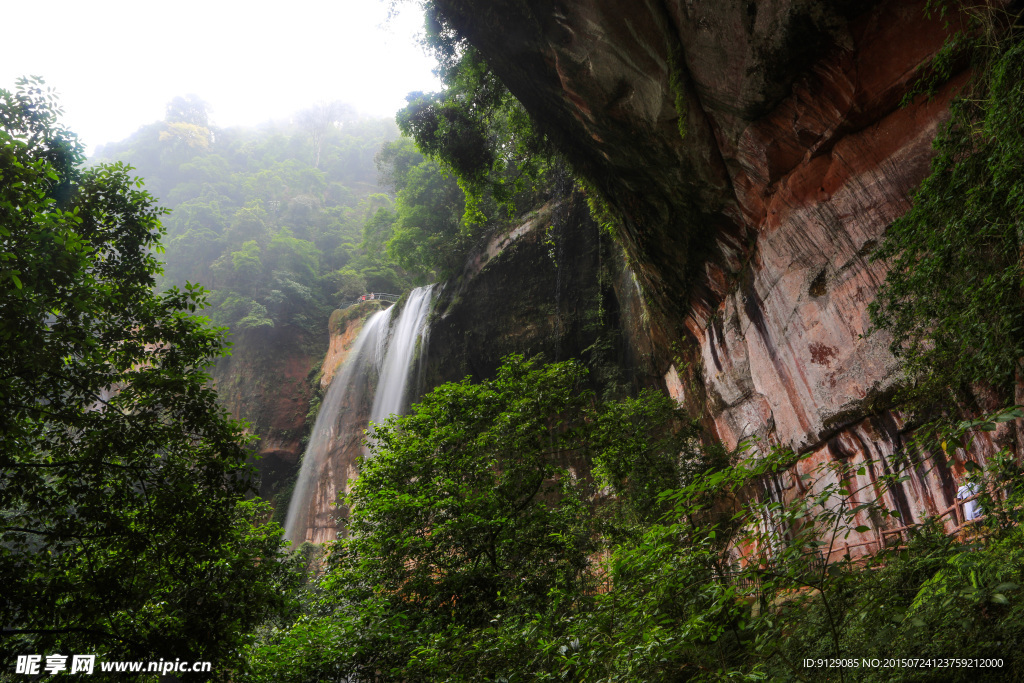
[{"xmin": 871, "ymin": 7, "xmax": 1024, "ymax": 413}]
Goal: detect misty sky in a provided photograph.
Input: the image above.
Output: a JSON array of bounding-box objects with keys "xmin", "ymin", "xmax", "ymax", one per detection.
[{"xmin": 0, "ymin": 0, "xmax": 441, "ymax": 153}]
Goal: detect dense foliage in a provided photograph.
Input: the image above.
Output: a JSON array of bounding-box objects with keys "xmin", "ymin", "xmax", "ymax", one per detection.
[
  {"xmin": 92, "ymin": 73, "xmax": 556, "ymax": 328},
  {"xmin": 248, "ymin": 351, "xmax": 1024, "ymax": 681},
  {"xmin": 367, "ymin": 0, "xmax": 566, "ymax": 282},
  {"xmin": 0, "ymin": 79, "xmax": 297, "ymax": 671},
  {"xmin": 247, "ymin": 354, "xmax": 703, "ymax": 681},
  {"xmin": 405, "ymin": 1, "xmax": 559, "ymax": 207},
  {"xmin": 366, "ymin": 136, "xmax": 468, "ymax": 281},
  {"xmin": 93, "ymin": 100, "xmax": 416, "ymax": 338},
  {"xmin": 870, "ymin": 6, "xmax": 1024, "ymax": 413}
]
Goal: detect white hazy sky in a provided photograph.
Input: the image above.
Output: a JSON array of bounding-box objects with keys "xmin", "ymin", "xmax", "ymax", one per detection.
[{"xmin": 0, "ymin": 0, "xmax": 441, "ymax": 153}]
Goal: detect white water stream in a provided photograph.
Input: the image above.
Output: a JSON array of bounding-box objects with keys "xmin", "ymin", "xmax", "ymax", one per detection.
[
  {"xmin": 369, "ymin": 285, "xmax": 435, "ymax": 423},
  {"xmin": 283, "ymin": 285, "xmax": 435, "ymax": 545}
]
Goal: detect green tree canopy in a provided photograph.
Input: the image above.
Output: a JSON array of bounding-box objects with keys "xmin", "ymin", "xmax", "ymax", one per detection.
[
  {"xmin": 266, "ymin": 228, "xmax": 320, "ymax": 285},
  {"xmin": 92, "ymin": 95, "xmax": 416, "ymax": 335},
  {"xmin": 247, "ymin": 354, "xmax": 695, "ymax": 681},
  {"xmin": 396, "ymin": 16, "xmax": 559, "ymax": 224},
  {"xmin": 0, "ymin": 78, "xmax": 296, "ymax": 667}
]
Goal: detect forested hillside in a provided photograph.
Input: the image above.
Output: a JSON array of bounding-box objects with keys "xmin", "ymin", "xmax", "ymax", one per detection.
[
  {"xmin": 94, "ymin": 98, "xmax": 405, "ymax": 333},
  {"xmin": 93, "ymin": 91, "xmax": 556, "ymax": 338},
  {"xmin": 86, "ymin": 90, "xmax": 564, "ymax": 506}
]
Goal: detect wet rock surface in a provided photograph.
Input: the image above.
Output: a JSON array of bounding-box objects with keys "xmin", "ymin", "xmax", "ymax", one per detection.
[
  {"xmin": 431, "ymin": 0, "xmax": 990, "ymax": 548},
  {"xmin": 423, "ymin": 190, "xmax": 661, "ymax": 395},
  {"xmin": 211, "ymin": 325, "xmax": 321, "ymax": 499}
]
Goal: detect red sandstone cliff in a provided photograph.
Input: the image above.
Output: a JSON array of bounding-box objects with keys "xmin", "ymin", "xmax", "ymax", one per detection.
[{"xmin": 429, "ymin": 0, "xmax": 1005, "ymax": 552}]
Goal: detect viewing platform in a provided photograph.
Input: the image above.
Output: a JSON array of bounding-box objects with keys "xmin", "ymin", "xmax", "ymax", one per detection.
[{"xmin": 340, "ymin": 292, "xmax": 401, "ymax": 309}]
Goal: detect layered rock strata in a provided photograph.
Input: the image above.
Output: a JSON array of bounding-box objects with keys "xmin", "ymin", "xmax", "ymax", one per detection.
[{"xmin": 431, "ymin": 0, "xmax": 999, "ymax": 552}]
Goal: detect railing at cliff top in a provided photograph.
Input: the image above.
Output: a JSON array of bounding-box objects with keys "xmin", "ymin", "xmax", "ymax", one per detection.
[{"xmin": 339, "ymin": 292, "xmax": 401, "ymax": 309}]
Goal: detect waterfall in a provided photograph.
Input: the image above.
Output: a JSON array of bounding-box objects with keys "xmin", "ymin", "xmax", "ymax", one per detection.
[
  {"xmin": 283, "ymin": 310, "xmax": 388, "ymax": 545},
  {"xmin": 283, "ymin": 285, "xmax": 435, "ymax": 545},
  {"xmin": 370, "ymin": 285, "xmax": 435, "ymax": 423}
]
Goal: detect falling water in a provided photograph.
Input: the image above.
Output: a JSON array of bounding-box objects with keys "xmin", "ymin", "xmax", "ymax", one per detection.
[
  {"xmin": 369, "ymin": 285, "xmax": 435, "ymax": 423},
  {"xmin": 283, "ymin": 309, "xmax": 388, "ymax": 545},
  {"xmin": 283, "ymin": 285, "xmax": 435, "ymax": 545}
]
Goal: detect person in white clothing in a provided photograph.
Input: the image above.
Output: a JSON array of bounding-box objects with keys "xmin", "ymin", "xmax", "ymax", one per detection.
[{"xmin": 956, "ymin": 461, "xmax": 983, "ymax": 522}]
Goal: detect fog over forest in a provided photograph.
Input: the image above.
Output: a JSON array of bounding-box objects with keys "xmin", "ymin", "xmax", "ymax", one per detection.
[{"xmin": 0, "ymin": 0, "xmax": 439, "ymax": 152}]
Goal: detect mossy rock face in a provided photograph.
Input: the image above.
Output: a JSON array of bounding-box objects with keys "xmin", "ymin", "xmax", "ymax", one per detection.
[
  {"xmin": 428, "ymin": 0, "xmax": 890, "ymax": 342},
  {"xmin": 426, "ymin": 0, "xmax": 999, "ymax": 459},
  {"xmin": 329, "ymin": 301, "xmax": 383, "ymax": 336},
  {"xmin": 423, "ymin": 190, "xmax": 661, "ymax": 396},
  {"xmin": 211, "ymin": 323, "xmax": 325, "ymax": 498}
]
